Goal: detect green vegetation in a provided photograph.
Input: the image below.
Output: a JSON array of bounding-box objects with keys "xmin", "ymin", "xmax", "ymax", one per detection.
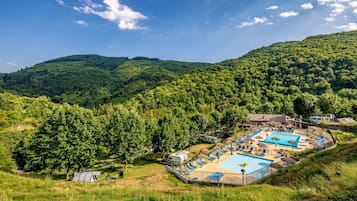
[
  {"xmin": 0, "ymin": 55, "xmax": 210, "ymax": 108},
  {"xmin": 0, "ymin": 31, "xmax": 357, "ymax": 200},
  {"xmin": 25, "ymin": 104, "xmax": 98, "ymax": 180},
  {"xmin": 104, "ymin": 106, "xmax": 147, "ymax": 170},
  {"xmin": 126, "ymin": 31, "xmax": 357, "ymax": 125}
]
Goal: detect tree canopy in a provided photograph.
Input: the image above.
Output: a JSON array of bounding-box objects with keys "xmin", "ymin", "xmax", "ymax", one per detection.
[{"xmin": 25, "ymin": 104, "xmax": 97, "ymax": 180}]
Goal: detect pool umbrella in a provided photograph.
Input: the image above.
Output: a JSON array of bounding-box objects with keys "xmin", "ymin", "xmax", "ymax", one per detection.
[
  {"xmin": 197, "ymin": 153, "xmax": 206, "ymax": 160},
  {"xmin": 278, "ymin": 150, "xmax": 289, "ymax": 157},
  {"xmin": 214, "ymin": 143, "xmax": 224, "ymax": 150},
  {"xmin": 270, "ymin": 163, "xmax": 283, "ymax": 169},
  {"xmin": 281, "ymin": 157, "xmax": 296, "ymax": 164},
  {"xmin": 200, "ymin": 148, "xmax": 209, "ymax": 154},
  {"xmin": 271, "ymin": 137, "xmax": 280, "ymax": 146},
  {"xmin": 258, "ymin": 143, "xmax": 268, "ymax": 149},
  {"xmin": 225, "ymin": 139, "xmax": 232, "ymax": 145},
  {"xmin": 255, "ymin": 136, "xmax": 264, "ymax": 140},
  {"xmin": 217, "ymin": 142, "xmax": 224, "ymax": 147},
  {"xmin": 288, "ymin": 140, "xmax": 298, "ymax": 145},
  {"xmin": 310, "ymin": 141, "xmax": 320, "ymax": 148}
]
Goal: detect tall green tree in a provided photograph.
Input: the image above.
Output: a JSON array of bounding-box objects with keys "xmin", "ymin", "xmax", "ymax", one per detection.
[
  {"xmin": 221, "ymin": 106, "xmax": 248, "ymax": 130},
  {"xmin": 26, "ymin": 104, "xmax": 97, "ymax": 180},
  {"xmin": 105, "ymin": 106, "xmax": 146, "ymax": 171},
  {"xmin": 293, "ymin": 93, "xmax": 317, "ymax": 118},
  {"xmin": 152, "ymin": 115, "xmax": 176, "ymax": 158},
  {"xmin": 317, "ymin": 93, "xmax": 342, "ymax": 115}
]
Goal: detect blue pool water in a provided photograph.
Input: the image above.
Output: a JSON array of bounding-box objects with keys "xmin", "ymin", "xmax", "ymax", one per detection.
[
  {"xmin": 261, "ymin": 133, "xmax": 301, "ymax": 147},
  {"xmin": 220, "ymin": 153, "xmax": 273, "ymax": 177},
  {"xmin": 238, "ymin": 128, "xmax": 263, "ymax": 142}
]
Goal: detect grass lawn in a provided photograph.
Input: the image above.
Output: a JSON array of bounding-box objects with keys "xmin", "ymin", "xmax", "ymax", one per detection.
[{"xmin": 186, "ymin": 143, "xmax": 213, "ymax": 156}]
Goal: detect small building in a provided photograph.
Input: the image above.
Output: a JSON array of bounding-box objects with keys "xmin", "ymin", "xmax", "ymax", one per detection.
[
  {"xmin": 199, "ymin": 135, "xmax": 218, "ymax": 143},
  {"xmin": 73, "ymin": 171, "xmax": 101, "ymax": 183},
  {"xmin": 309, "ymin": 114, "xmax": 335, "ymax": 122},
  {"xmin": 336, "ymin": 118, "xmax": 356, "ymax": 124},
  {"xmin": 248, "ymin": 114, "xmax": 293, "ymax": 126},
  {"xmin": 167, "ymin": 151, "xmax": 189, "ymax": 165}
]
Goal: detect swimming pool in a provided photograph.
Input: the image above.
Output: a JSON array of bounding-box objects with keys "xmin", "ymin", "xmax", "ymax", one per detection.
[
  {"xmin": 238, "ymin": 128, "xmax": 263, "ymax": 142},
  {"xmin": 219, "ymin": 153, "xmax": 273, "ymax": 178},
  {"xmin": 261, "ymin": 133, "xmax": 301, "ymax": 147}
]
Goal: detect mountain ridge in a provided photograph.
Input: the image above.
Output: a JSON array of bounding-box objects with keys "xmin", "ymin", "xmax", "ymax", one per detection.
[{"xmin": 0, "ymin": 55, "xmax": 210, "ymax": 107}]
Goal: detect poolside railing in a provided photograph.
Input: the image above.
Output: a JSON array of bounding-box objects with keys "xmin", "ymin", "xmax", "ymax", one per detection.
[{"xmin": 167, "ymin": 165, "xmax": 277, "ymax": 186}]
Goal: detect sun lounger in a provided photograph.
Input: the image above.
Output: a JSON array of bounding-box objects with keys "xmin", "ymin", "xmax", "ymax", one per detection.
[
  {"xmin": 208, "ymin": 172, "xmax": 224, "ymax": 182},
  {"xmin": 176, "ymin": 169, "xmax": 190, "ymax": 176},
  {"xmin": 188, "ymin": 162, "xmax": 197, "ymax": 168},
  {"xmin": 195, "ymin": 159, "xmax": 207, "ymax": 166},
  {"xmin": 220, "ymin": 148, "xmax": 228, "ymax": 153},
  {"xmin": 275, "ymin": 153, "xmax": 284, "ymax": 158},
  {"xmin": 185, "ymin": 162, "xmax": 197, "ymax": 171},
  {"xmin": 206, "ymin": 155, "xmax": 215, "ymax": 161},
  {"xmin": 185, "ymin": 164, "xmax": 195, "ymax": 171}
]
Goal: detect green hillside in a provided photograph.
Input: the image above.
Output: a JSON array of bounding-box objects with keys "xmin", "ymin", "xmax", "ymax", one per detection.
[
  {"xmin": 0, "ymin": 55, "xmax": 210, "ymax": 107},
  {"xmin": 126, "ymin": 31, "xmax": 357, "ymax": 124}
]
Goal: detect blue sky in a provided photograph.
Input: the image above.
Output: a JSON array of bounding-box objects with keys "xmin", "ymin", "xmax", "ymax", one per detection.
[{"xmin": 1, "ymin": 0, "xmax": 357, "ymax": 72}]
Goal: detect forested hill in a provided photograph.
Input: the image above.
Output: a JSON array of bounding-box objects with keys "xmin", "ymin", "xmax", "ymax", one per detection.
[
  {"xmin": 0, "ymin": 55, "xmax": 210, "ymax": 108},
  {"xmin": 126, "ymin": 31, "xmax": 357, "ymax": 124}
]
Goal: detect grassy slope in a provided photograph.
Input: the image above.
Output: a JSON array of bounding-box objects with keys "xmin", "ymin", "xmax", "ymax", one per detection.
[
  {"xmin": 265, "ymin": 130, "xmax": 357, "ymax": 200},
  {"xmin": 0, "ymin": 169, "xmax": 295, "ymax": 201}
]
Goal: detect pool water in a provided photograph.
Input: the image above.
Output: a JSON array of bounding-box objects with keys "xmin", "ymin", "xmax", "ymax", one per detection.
[
  {"xmin": 261, "ymin": 133, "xmax": 301, "ymax": 147},
  {"xmin": 219, "ymin": 153, "xmax": 273, "ymax": 177}
]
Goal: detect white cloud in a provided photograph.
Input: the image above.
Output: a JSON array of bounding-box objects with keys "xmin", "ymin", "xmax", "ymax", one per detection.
[
  {"xmin": 317, "ymin": 0, "xmax": 335, "ymax": 5},
  {"xmin": 75, "ymin": 20, "xmax": 88, "ymax": 26},
  {"xmin": 317, "ymin": 0, "xmax": 351, "ymax": 22},
  {"xmin": 74, "ymin": 0, "xmax": 147, "ymax": 30},
  {"xmin": 239, "ymin": 17, "xmax": 272, "ymax": 28},
  {"xmin": 326, "ymin": 16, "xmax": 336, "ymax": 21},
  {"xmin": 330, "ymin": 3, "xmax": 346, "ymax": 16},
  {"xmin": 5, "ymin": 62, "xmax": 18, "ymax": 67},
  {"xmin": 301, "ymin": 3, "xmax": 314, "ymax": 10},
  {"xmin": 336, "ymin": 22, "xmax": 357, "ymax": 31},
  {"xmin": 266, "ymin": 5, "xmax": 279, "ymax": 10},
  {"xmin": 350, "ymin": 1, "xmax": 357, "ymax": 7},
  {"xmin": 354, "ymin": 8, "xmax": 357, "ymax": 13},
  {"xmin": 56, "ymin": 0, "xmax": 65, "ymax": 6},
  {"xmin": 279, "ymin": 11, "xmax": 299, "ymax": 18},
  {"xmin": 317, "ymin": 0, "xmax": 350, "ymax": 5}
]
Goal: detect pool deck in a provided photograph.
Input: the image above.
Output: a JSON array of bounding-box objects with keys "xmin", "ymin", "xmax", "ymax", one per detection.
[{"xmin": 187, "ymin": 128, "xmax": 319, "ymax": 175}]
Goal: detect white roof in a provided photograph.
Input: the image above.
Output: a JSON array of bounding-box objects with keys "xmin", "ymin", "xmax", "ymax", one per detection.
[
  {"xmin": 174, "ymin": 150, "xmax": 189, "ymax": 155},
  {"xmin": 73, "ymin": 171, "xmax": 101, "ymax": 183}
]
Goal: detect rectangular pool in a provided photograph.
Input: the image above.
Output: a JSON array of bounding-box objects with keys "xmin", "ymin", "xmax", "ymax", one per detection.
[
  {"xmin": 261, "ymin": 133, "xmax": 301, "ymax": 147},
  {"xmin": 219, "ymin": 153, "xmax": 273, "ymax": 178}
]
